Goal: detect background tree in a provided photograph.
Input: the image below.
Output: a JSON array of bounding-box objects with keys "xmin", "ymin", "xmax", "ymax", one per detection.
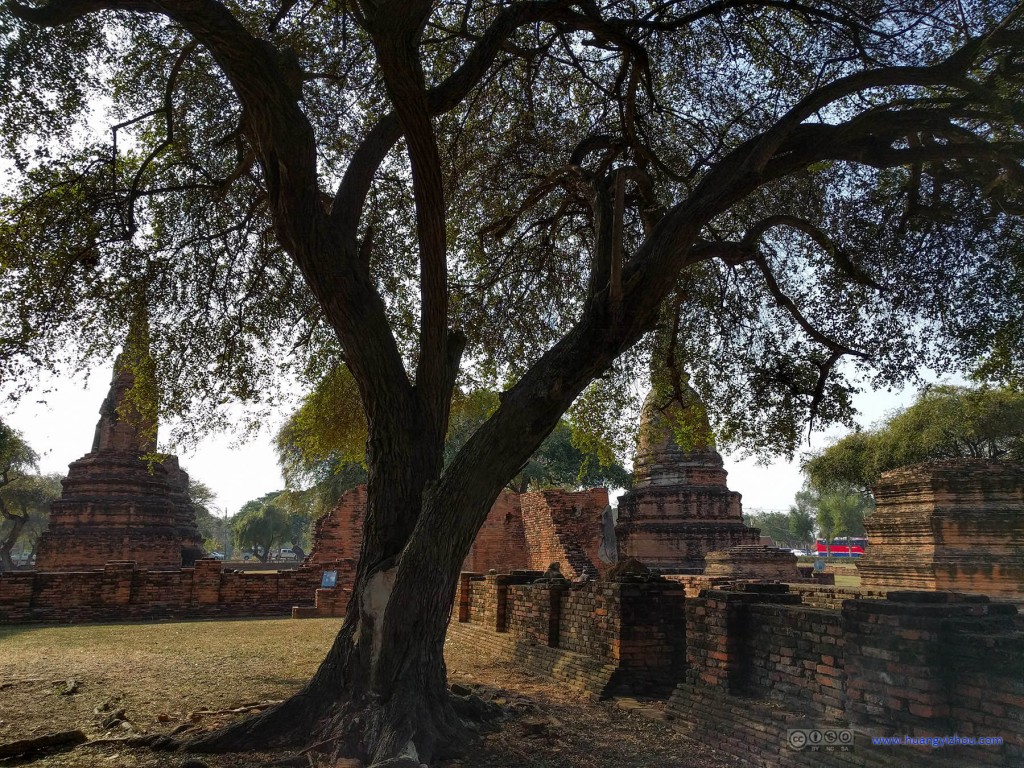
[
  {"xmin": 232, "ymin": 492, "xmax": 292, "ymax": 563},
  {"xmin": 742, "ymin": 510, "xmax": 794, "ymax": 548},
  {"xmin": 812, "ymin": 485, "xmax": 871, "ymax": 556},
  {"xmin": 788, "ymin": 494, "xmax": 817, "ymax": 551},
  {"xmin": 3, "ymin": 0, "xmax": 1024, "ymax": 762},
  {"xmin": 0, "ymin": 421, "xmax": 40, "ymax": 571},
  {"xmin": 187, "ymin": 477, "xmax": 225, "ymax": 553},
  {"xmin": 0, "ymin": 472, "xmax": 61, "ymax": 568},
  {"xmin": 805, "ymin": 385, "xmax": 1024, "ymax": 493}
]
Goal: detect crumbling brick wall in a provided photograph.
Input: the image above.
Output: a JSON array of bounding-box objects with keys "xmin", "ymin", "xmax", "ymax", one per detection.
[
  {"xmin": 462, "ymin": 492, "xmax": 530, "ymax": 573},
  {"xmin": 519, "ymin": 488, "xmax": 609, "ymax": 579},
  {"xmin": 305, "ymin": 485, "xmax": 367, "ymax": 563},
  {"xmin": 306, "ymin": 487, "xmax": 532, "ymax": 575},
  {"xmin": 307, "ymin": 486, "xmax": 610, "ymax": 582}
]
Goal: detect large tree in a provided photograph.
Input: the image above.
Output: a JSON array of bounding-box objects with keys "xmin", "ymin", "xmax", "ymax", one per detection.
[{"xmin": 3, "ymin": 0, "xmax": 1024, "ymax": 763}]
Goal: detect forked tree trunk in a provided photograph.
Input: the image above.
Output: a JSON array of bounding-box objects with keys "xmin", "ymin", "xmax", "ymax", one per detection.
[{"xmin": 189, "ymin": 422, "xmax": 489, "ymax": 765}]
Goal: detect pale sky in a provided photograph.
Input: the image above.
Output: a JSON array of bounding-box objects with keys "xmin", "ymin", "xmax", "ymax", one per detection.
[{"xmin": 1, "ymin": 363, "xmax": 928, "ymax": 516}]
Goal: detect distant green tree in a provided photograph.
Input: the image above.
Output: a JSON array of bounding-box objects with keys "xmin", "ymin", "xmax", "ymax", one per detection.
[
  {"xmin": 232, "ymin": 493, "xmax": 292, "ymax": 563},
  {"xmin": 187, "ymin": 477, "xmax": 223, "ymax": 552},
  {"xmin": 0, "ymin": 472, "xmax": 61, "ymax": 568},
  {"xmin": 787, "ymin": 491, "xmax": 817, "ymax": 549},
  {"xmin": 744, "ymin": 511, "xmax": 796, "ymax": 548},
  {"xmin": 0, "ymin": 421, "xmax": 40, "ymax": 571},
  {"xmin": 815, "ymin": 486, "xmax": 871, "ymax": 555},
  {"xmin": 806, "ymin": 385, "xmax": 1024, "ymax": 493}
]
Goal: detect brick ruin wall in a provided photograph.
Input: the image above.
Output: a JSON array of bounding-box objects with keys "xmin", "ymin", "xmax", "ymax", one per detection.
[
  {"xmin": 455, "ymin": 571, "xmax": 686, "ymax": 694},
  {"xmin": 307, "ymin": 485, "xmax": 610, "ymax": 586},
  {"xmin": 453, "ymin": 575, "xmax": 1024, "ymax": 767},
  {"xmin": 463, "ymin": 491, "xmax": 531, "ymax": 574},
  {"xmin": 0, "ymin": 559, "xmax": 353, "ymax": 624},
  {"xmin": 0, "ymin": 485, "xmax": 608, "ymax": 625},
  {"xmin": 519, "ymin": 488, "xmax": 609, "ymax": 579}
]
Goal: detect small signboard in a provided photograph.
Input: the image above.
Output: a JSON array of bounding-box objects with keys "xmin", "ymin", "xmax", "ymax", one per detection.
[{"xmin": 321, "ymin": 570, "xmax": 338, "ymax": 588}]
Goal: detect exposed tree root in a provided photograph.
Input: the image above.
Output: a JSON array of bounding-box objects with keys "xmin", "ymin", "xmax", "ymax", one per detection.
[{"xmin": 181, "ymin": 683, "xmax": 488, "ymax": 766}]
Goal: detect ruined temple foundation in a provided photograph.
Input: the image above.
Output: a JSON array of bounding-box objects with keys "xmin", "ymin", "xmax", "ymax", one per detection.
[
  {"xmin": 858, "ymin": 459, "xmax": 1024, "ymax": 600},
  {"xmin": 305, "ymin": 485, "xmax": 608, "ymax": 579},
  {"xmin": 34, "ymin": 341, "xmax": 203, "ymax": 571},
  {"xmin": 615, "ymin": 386, "xmax": 759, "ymax": 572},
  {"xmin": 35, "ymin": 453, "xmax": 202, "ymax": 570}
]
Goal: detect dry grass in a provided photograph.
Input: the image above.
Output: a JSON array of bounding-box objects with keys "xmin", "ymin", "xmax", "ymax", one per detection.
[
  {"xmin": 833, "ymin": 573, "xmax": 861, "ymax": 588},
  {"xmin": 0, "ymin": 618, "xmax": 739, "ymax": 768}
]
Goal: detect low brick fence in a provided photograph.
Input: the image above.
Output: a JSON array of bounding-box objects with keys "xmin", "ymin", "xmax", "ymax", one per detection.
[
  {"xmin": 456, "ymin": 572, "xmax": 685, "ymax": 695},
  {"xmin": 456, "ymin": 574, "xmax": 1023, "ymax": 767},
  {"xmin": 669, "ymin": 585, "xmax": 1024, "ymax": 767},
  {"xmin": 0, "ymin": 559, "xmax": 350, "ymax": 623}
]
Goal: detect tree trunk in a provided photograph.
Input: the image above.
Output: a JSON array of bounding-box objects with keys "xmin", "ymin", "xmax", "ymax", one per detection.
[
  {"xmin": 189, "ymin": 413, "xmax": 483, "ymax": 765},
  {"xmin": 187, "ymin": 530, "xmax": 475, "ymax": 765}
]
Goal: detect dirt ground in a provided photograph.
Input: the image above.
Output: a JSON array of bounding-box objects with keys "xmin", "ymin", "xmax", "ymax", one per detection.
[{"xmin": 0, "ymin": 617, "xmax": 739, "ymax": 768}]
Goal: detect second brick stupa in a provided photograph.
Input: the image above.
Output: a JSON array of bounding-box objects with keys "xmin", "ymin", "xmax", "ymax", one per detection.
[{"xmin": 615, "ymin": 381, "xmax": 759, "ymax": 572}]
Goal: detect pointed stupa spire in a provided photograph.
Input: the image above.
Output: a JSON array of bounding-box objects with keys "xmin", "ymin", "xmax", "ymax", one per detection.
[
  {"xmin": 90, "ymin": 303, "xmax": 158, "ymax": 454},
  {"xmin": 632, "ymin": 369, "xmax": 723, "ymax": 489}
]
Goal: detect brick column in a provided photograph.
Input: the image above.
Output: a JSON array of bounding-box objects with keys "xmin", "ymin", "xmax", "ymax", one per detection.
[
  {"xmin": 547, "ymin": 583, "xmax": 568, "ymax": 647},
  {"xmin": 191, "ymin": 558, "xmax": 223, "ymax": 606},
  {"xmin": 101, "ymin": 561, "xmax": 137, "ymax": 607},
  {"xmin": 457, "ymin": 572, "xmax": 482, "ymax": 623},
  {"xmin": 617, "ymin": 580, "xmax": 687, "ymax": 674},
  {"xmin": 685, "ymin": 584, "xmax": 800, "ymax": 693}
]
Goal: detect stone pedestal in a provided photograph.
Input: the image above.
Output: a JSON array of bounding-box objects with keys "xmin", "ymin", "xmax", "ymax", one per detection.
[
  {"xmin": 858, "ymin": 460, "xmax": 1024, "ymax": 600},
  {"xmin": 615, "ymin": 386, "xmax": 759, "ymax": 571}
]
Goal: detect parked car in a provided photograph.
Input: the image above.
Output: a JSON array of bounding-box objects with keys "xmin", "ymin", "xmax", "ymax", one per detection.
[
  {"xmin": 277, "ymin": 548, "xmax": 299, "ymax": 561},
  {"xmin": 208, "ymin": 551, "xmax": 225, "ymax": 560}
]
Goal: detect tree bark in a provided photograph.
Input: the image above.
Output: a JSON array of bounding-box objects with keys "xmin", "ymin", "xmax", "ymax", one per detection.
[{"xmin": 189, "ymin": 415, "xmax": 482, "ymax": 765}]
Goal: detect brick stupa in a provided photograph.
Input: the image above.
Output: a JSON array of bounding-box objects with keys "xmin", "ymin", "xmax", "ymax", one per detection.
[
  {"xmin": 34, "ymin": 343, "xmax": 203, "ymax": 571},
  {"xmin": 615, "ymin": 384, "xmax": 759, "ymax": 572},
  {"xmin": 858, "ymin": 459, "xmax": 1024, "ymax": 600}
]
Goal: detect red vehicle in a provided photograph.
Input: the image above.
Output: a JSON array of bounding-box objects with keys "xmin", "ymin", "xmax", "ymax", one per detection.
[{"xmin": 815, "ymin": 537, "xmax": 867, "ymax": 557}]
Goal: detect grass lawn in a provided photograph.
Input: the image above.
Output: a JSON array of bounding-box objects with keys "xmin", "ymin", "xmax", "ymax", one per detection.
[{"xmin": 0, "ymin": 617, "xmax": 738, "ymax": 768}]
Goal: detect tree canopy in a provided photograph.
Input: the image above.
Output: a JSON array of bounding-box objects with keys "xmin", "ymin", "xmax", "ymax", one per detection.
[
  {"xmin": 805, "ymin": 384, "xmax": 1024, "ymax": 491},
  {"xmin": 3, "ymin": 0, "xmax": 1024, "ymax": 762},
  {"xmin": 3, "ymin": 2, "xmax": 1024, "ymax": 456}
]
